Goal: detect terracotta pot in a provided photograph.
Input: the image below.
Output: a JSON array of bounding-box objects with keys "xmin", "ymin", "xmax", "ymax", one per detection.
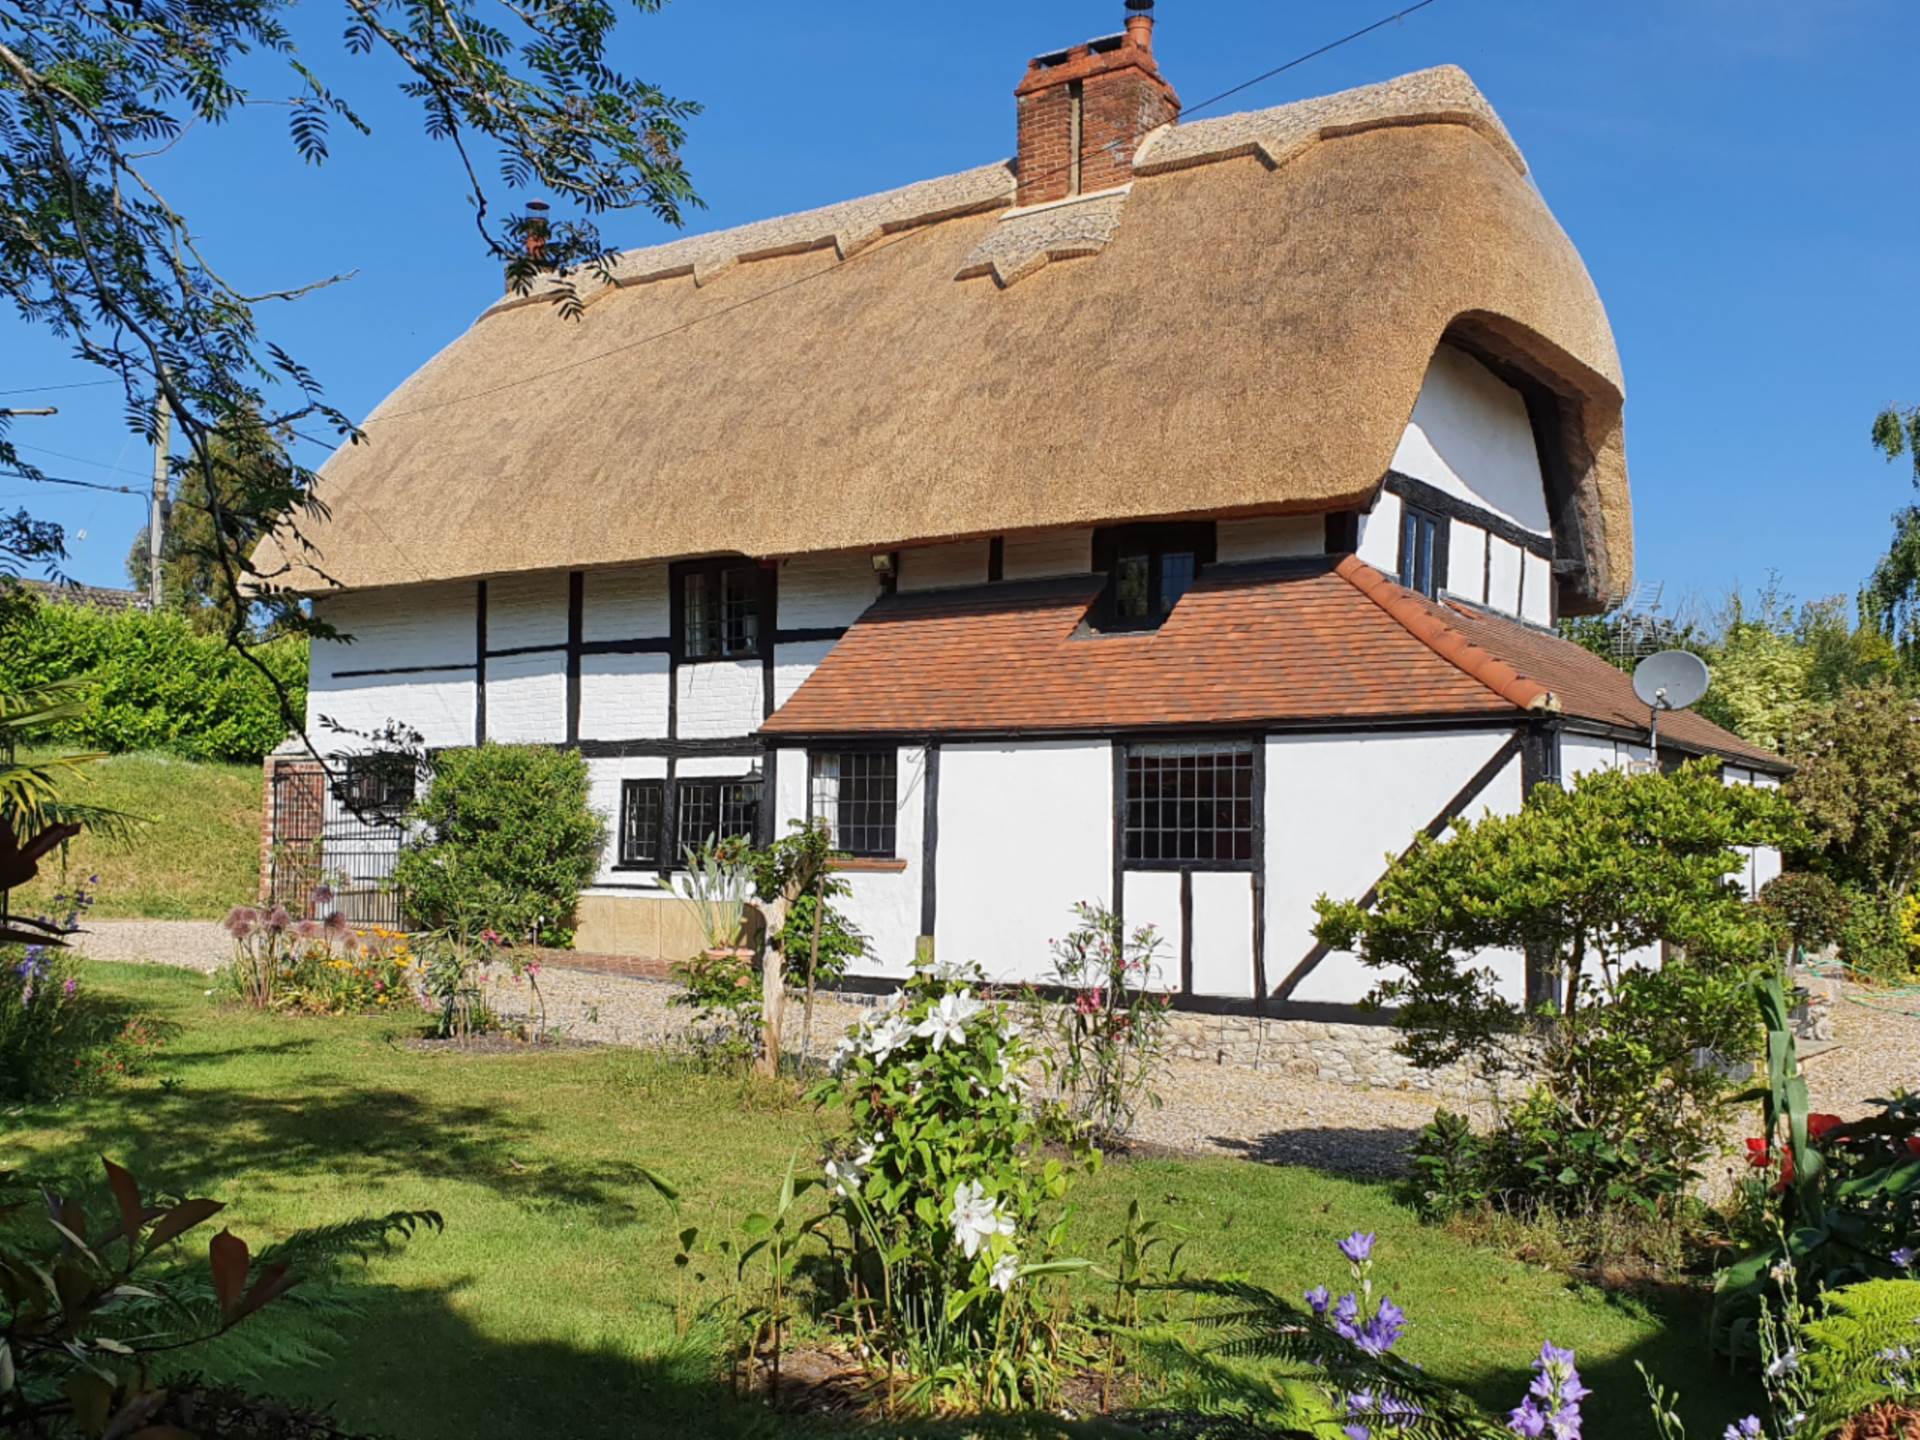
[{"xmin": 1841, "ymin": 1403, "xmax": 1920, "ymax": 1440}]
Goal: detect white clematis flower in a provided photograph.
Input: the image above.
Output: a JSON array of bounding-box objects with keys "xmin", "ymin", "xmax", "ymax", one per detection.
[
  {"xmin": 825, "ymin": 1139, "xmax": 877, "ymax": 1198},
  {"xmin": 989, "ymin": 1251, "xmax": 1020, "ymax": 1293},
  {"xmin": 864, "ymin": 1013, "xmax": 913, "ymax": 1063},
  {"xmin": 948, "ymin": 1179, "xmax": 1014, "ymax": 1260},
  {"xmin": 915, "ymin": 990, "xmax": 985, "ymax": 1051}
]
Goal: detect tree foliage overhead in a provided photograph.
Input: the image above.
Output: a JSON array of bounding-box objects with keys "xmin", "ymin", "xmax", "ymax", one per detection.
[
  {"xmin": 1, "ymin": 0, "xmax": 700, "ymax": 719},
  {"xmin": 1313, "ymin": 760, "xmax": 1798, "ymax": 1072},
  {"xmin": 1788, "ymin": 683, "xmax": 1920, "ymax": 900},
  {"xmin": 1866, "ymin": 402, "xmax": 1920, "ymax": 661}
]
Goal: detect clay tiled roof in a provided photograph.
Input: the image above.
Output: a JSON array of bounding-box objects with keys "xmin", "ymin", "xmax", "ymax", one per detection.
[{"xmin": 761, "ymin": 555, "xmax": 1785, "ymax": 772}]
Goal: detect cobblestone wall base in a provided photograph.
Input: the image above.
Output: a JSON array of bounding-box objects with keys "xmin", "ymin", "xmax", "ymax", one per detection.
[{"xmin": 1163, "ymin": 1012, "xmax": 1492, "ymax": 1099}]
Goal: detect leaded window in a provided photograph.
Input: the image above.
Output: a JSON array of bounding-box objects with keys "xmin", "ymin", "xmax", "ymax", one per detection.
[
  {"xmin": 1398, "ymin": 503, "xmax": 1446, "ymax": 599},
  {"xmin": 1123, "ymin": 740, "xmax": 1255, "ymax": 867},
  {"xmin": 618, "ymin": 775, "xmax": 761, "ymax": 869},
  {"xmin": 1093, "ymin": 523, "xmax": 1215, "ymax": 629},
  {"xmin": 680, "ymin": 561, "xmax": 762, "ymax": 660},
  {"xmin": 809, "ymin": 750, "xmax": 898, "ymax": 858},
  {"xmin": 619, "ymin": 779, "xmax": 664, "ymax": 867}
]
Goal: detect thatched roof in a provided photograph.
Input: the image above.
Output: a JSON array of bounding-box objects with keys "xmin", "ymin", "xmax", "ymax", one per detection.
[{"xmin": 260, "ymin": 65, "xmax": 1630, "ymax": 610}]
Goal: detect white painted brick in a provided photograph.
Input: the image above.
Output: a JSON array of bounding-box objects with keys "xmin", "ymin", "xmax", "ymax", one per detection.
[
  {"xmin": 579, "ymin": 653, "xmax": 669, "ymax": 741},
  {"xmin": 773, "ymin": 640, "xmax": 835, "ymax": 709},
  {"xmin": 1001, "ymin": 529, "xmax": 1092, "ymax": 580},
  {"xmin": 675, "ymin": 659, "xmax": 763, "ymax": 739},
  {"xmin": 1217, "ymin": 515, "xmax": 1321, "ymax": 563},
  {"xmin": 310, "ymin": 583, "xmax": 474, "ymax": 682},
  {"xmin": 779, "ymin": 554, "xmax": 878, "ymax": 630},
  {"xmin": 487, "ymin": 572, "xmax": 568, "ymax": 650},
  {"xmin": 677, "ymin": 753, "xmax": 762, "ymax": 778},
  {"xmin": 584, "ymin": 565, "xmax": 669, "ymax": 642},
  {"xmin": 485, "ymin": 651, "xmax": 565, "ymax": 742},
  {"xmin": 310, "ymin": 675, "xmax": 474, "ymax": 753},
  {"xmin": 899, "ymin": 540, "xmax": 989, "ymax": 592}
]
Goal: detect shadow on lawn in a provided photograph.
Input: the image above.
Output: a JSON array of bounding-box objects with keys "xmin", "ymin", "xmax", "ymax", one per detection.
[
  {"xmin": 19, "ymin": 1071, "xmax": 669, "ymax": 1220},
  {"xmin": 1206, "ymin": 1125, "xmax": 1420, "ymax": 1180}
]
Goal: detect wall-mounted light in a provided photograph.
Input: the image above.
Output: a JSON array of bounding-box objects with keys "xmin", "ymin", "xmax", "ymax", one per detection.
[{"xmin": 870, "ymin": 553, "xmax": 895, "ymax": 577}]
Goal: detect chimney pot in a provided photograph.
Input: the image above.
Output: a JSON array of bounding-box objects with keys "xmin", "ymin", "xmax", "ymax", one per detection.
[{"xmin": 1125, "ymin": 0, "xmax": 1154, "ymax": 52}]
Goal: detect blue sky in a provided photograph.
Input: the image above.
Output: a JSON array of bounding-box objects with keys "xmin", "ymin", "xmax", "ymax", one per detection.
[{"xmin": 6, "ymin": 0, "xmax": 1917, "ymax": 624}]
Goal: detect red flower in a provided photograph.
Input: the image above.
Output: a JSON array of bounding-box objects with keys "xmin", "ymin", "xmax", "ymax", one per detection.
[
  {"xmin": 1746, "ymin": 1137, "xmax": 1771, "ymax": 1168},
  {"xmin": 1905, "ymin": 1136, "xmax": 1920, "ymax": 1159},
  {"xmin": 1807, "ymin": 1113, "xmax": 1844, "ymax": 1142}
]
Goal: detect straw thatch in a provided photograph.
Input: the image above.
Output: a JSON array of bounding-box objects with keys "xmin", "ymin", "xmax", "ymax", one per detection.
[{"xmin": 258, "ymin": 65, "xmax": 1630, "ymax": 610}]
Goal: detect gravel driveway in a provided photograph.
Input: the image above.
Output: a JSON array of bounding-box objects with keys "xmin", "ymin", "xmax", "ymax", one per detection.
[{"xmin": 74, "ymin": 919, "xmax": 1920, "ymax": 1182}]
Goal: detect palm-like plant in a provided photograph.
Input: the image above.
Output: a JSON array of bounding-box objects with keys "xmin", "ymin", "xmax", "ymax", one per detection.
[{"xmin": 0, "ymin": 679, "xmax": 140, "ymax": 945}]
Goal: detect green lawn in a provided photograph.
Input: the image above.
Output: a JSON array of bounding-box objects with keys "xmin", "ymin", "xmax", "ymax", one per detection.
[
  {"xmin": 13, "ymin": 751, "xmax": 261, "ymax": 919},
  {"xmin": 5, "ymin": 962, "xmax": 1758, "ymax": 1438}
]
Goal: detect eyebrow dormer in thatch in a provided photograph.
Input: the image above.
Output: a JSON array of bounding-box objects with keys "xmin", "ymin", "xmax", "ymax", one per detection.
[{"xmin": 258, "ymin": 36, "xmax": 1630, "ymax": 618}]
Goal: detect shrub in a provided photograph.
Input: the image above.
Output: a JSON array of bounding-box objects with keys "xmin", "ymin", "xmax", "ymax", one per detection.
[
  {"xmin": 0, "ymin": 880, "xmax": 145, "ymax": 1100},
  {"xmin": 392, "ymin": 743, "xmax": 604, "ymax": 947},
  {"xmin": 1838, "ymin": 885, "xmax": 1917, "ymax": 984},
  {"xmin": 669, "ymin": 944, "xmax": 760, "ymax": 1067},
  {"xmin": 415, "ymin": 927, "xmax": 504, "ymax": 1041},
  {"xmin": 1033, "ymin": 900, "xmax": 1172, "ymax": 1146},
  {"xmin": 1761, "ymin": 870, "xmax": 1852, "ymax": 956},
  {"xmin": 217, "ymin": 904, "xmax": 419, "ymax": 1016},
  {"xmin": 812, "ymin": 960, "xmax": 1092, "ymax": 1411},
  {"xmin": 0, "ymin": 599, "xmax": 305, "ymax": 761}
]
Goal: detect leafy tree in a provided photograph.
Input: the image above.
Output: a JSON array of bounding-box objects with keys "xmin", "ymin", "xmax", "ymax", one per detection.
[
  {"xmin": 124, "ymin": 424, "xmax": 287, "ymax": 635},
  {"xmin": 1, "ymin": 0, "xmax": 700, "ymax": 724},
  {"xmin": 1788, "ymin": 683, "xmax": 1920, "ymax": 899},
  {"xmin": 1866, "ymin": 402, "xmax": 1920, "ymax": 661},
  {"xmin": 392, "ymin": 743, "xmax": 604, "ymax": 947},
  {"xmin": 1313, "ymin": 760, "xmax": 1797, "ymax": 1073}
]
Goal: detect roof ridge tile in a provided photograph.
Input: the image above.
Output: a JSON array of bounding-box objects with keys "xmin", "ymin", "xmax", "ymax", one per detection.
[{"xmin": 1334, "ymin": 554, "xmax": 1557, "ymax": 712}]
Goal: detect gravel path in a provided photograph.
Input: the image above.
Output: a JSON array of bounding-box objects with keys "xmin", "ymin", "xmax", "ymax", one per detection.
[{"xmin": 78, "ymin": 920, "xmax": 1920, "ymax": 1183}]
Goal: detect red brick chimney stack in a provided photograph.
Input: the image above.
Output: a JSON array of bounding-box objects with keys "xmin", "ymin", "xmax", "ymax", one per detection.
[{"xmin": 1014, "ymin": 0, "xmax": 1180, "ymax": 208}]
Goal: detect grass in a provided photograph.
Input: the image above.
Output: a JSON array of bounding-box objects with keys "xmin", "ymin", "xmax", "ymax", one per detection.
[
  {"xmin": 11, "ymin": 750, "xmax": 260, "ymax": 919},
  {"xmin": 3, "ymin": 961, "xmax": 1760, "ymax": 1438}
]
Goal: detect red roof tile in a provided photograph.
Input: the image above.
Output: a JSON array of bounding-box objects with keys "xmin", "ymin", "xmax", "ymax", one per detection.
[{"xmin": 760, "ymin": 555, "xmax": 1785, "ymax": 772}]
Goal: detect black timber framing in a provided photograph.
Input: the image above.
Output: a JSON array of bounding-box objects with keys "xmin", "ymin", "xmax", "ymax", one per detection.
[
  {"xmin": 920, "ymin": 743, "xmax": 940, "ymax": 939},
  {"xmin": 1521, "ymin": 716, "xmax": 1562, "ymax": 1010},
  {"xmin": 1271, "ymin": 729, "xmax": 1527, "ymax": 1002},
  {"xmin": 473, "ymin": 580, "xmax": 487, "ymax": 744},
  {"xmin": 825, "ymin": 972, "xmax": 1388, "ymax": 1026},
  {"xmin": 774, "ymin": 626, "xmax": 846, "ymax": 647},
  {"xmin": 987, "ymin": 537, "xmax": 1005, "ymax": 583},
  {"xmin": 1178, "ymin": 871, "xmax": 1194, "ymax": 993},
  {"xmin": 1110, "ymin": 742, "xmax": 1126, "ymax": 945},
  {"xmin": 565, "ymin": 571, "xmax": 584, "ymax": 745},
  {"xmin": 1382, "ymin": 471, "xmax": 1553, "ymax": 562},
  {"xmin": 1249, "ymin": 739, "xmax": 1268, "ymax": 1006},
  {"xmin": 332, "ymin": 661, "xmax": 476, "ymax": 680}
]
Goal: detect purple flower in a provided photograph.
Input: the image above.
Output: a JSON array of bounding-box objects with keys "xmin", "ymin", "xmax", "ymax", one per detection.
[
  {"xmin": 1339, "ymin": 1231, "xmax": 1376, "ymax": 1265},
  {"xmin": 1723, "ymin": 1420, "xmax": 1763, "ymax": 1440},
  {"xmin": 1509, "ymin": 1398, "xmax": 1549, "ymax": 1438},
  {"xmin": 1358, "ymin": 1296, "xmax": 1406, "ymax": 1355},
  {"xmin": 1305, "ymin": 1285, "xmax": 1331, "ymax": 1315},
  {"xmin": 1894, "ymin": 1247, "xmax": 1916, "ymax": 1271},
  {"xmin": 1330, "ymin": 1290, "xmax": 1362, "ymax": 1343},
  {"xmin": 62, "ymin": 977, "xmax": 77, "ymax": 998}
]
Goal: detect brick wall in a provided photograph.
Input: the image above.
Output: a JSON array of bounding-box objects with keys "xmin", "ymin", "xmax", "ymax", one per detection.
[
  {"xmin": 1014, "ymin": 27, "xmax": 1178, "ymax": 207},
  {"xmin": 259, "ymin": 753, "xmax": 326, "ymax": 904}
]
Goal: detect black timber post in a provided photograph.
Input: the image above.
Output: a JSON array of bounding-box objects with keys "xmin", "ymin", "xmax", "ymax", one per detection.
[{"xmin": 1520, "ymin": 715, "xmax": 1562, "ymax": 1011}]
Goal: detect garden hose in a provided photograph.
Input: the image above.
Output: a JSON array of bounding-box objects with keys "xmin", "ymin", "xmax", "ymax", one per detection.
[{"xmin": 1800, "ymin": 955, "xmax": 1920, "ymax": 1018}]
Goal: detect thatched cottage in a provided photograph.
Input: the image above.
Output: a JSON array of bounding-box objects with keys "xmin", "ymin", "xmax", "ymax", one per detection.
[{"xmin": 259, "ymin": 6, "xmax": 1782, "ymax": 1077}]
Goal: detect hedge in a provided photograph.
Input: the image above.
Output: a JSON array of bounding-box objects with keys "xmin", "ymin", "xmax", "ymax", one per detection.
[{"xmin": 0, "ymin": 600, "xmax": 306, "ymax": 762}]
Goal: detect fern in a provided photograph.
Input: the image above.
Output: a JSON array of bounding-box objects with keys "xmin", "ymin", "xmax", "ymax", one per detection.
[{"xmin": 1798, "ymin": 1278, "xmax": 1920, "ymax": 1434}]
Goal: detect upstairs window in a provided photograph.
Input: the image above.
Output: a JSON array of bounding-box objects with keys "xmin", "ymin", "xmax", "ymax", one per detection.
[
  {"xmin": 1397, "ymin": 503, "xmax": 1446, "ymax": 599},
  {"xmin": 337, "ymin": 753, "xmax": 416, "ymax": 820},
  {"xmin": 678, "ymin": 560, "xmax": 763, "ymax": 661},
  {"xmin": 1093, "ymin": 523, "xmax": 1215, "ymax": 629},
  {"xmin": 809, "ymin": 750, "xmax": 898, "ymax": 858},
  {"xmin": 1123, "ymin": 740, "xmax": 1256, "ymax": 868}
]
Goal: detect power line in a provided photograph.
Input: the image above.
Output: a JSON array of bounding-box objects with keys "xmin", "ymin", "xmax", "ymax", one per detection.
[
  {"xmin": 355, "ymin": 0, "xmax": 1448, "ymax": 431},
  {"xmin": 14, "ymin": 442, "xmax": 151, "ymax": 479},
  {"xmin": 0, "ymin": 380, "xmax": 119, "ymax": 397},
  {"xmin": 0, "ymin": 469, "xmax": 143, "ymax": 497}
]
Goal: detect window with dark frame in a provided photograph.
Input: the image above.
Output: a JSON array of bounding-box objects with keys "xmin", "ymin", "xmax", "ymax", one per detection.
[
  {"xmin": 1092, "ymin": 523, "xmax": 1216, "ymax": 630},
  {"xmin": 337, "ymin": 753, "xmax": 416, "ymax": 820},
  {"xmin": 679, "ymin": 561, "xmax": 763, "ymax": 661},
  {"xmin": 1123, "ymin": 741, "xmax": 1256, "ymax": 867},
  {"xmin": 1397, "ymin": 503, "xmax": 1446, "ymax": 599},
  {"xmin": 618, "ymin": 775, "xmax": 761, "ymax": 870},
  {"xmin": 809, "ymin": 750, "xmax": 898, "ymax": 858}
]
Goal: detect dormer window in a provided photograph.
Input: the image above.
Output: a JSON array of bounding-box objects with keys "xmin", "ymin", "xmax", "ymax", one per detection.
[
  {"xmin": 1093, "ymin": 522, "xmax": 1215, "ymax": 630},
  {"xmin": 1397, "ymin": 502, "xmax": 1447, "ymax": 599}
]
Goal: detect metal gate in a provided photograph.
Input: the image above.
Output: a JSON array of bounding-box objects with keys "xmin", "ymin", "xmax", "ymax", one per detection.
[{"xmin": 268, "ymin": 761, "xmax": 408, "ymax": 929}]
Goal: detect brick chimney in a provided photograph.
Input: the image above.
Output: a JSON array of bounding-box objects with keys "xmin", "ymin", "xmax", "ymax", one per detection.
[{"xmin": 1014, "ymin": 0, "xmax": 1180, "ymax": 208}]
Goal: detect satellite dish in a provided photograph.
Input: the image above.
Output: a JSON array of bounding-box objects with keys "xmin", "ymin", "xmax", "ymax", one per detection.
[{"xmin": 1632, "ymin": 650, "xmax": 1710, "ymax": 712}]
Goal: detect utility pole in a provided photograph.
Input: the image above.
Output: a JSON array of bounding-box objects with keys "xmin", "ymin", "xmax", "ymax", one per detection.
[
  {"xmin": 0, "ymin": 407, "xmax": 57, "ymax": 418},
  {"xmin": 148, "ymin": 389, "xmax": 169, "ymax": 609}
]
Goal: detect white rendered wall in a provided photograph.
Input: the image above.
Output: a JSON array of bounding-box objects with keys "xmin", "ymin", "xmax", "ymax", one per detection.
[
  {"xmin": 486, "ymin": 572, "xmax": 568, "ymax": 649},
  {"xmin": 1125, "ymin": 871, "xmax": 1182, "ymax": 991},
  {"xmin": 773, "ymin": 641, "xmax": 835, "ymax": 710},
  {"xmin": 1216, "ymin": 515, "xmax": 1322, "ymax": 564},
  {"xmin": 578, "ymin": 653, "xmax": 670, "ymax": 741},
  {"xmin": 1487, "ymin": 536, "xmax": 1523, "ymax": 614},
  {"xmin": 1521, "ymin": 552, "xmax": 1552, "ymax": 625},
  {"xmin": 1356, "ymin": 490, "xmax": 1401, "ymax": 576},
  {"xmin": 676, "ymin": 659, "xmax": 763, "ymax": 739},
  {"xmin": 1447, "ymin": 520, "xmax": 1488, "ymax": 603},
  {"xmin": 308, "ymin": 584, "xmax": 477, "ymax": 750},
  {"xmin": 779, "ymin": 553, "xmax": 878, "ymax": 629},
  {"xmin": 484, "ymin": 651, "xmax": 565, "ymax": 743},
  {"xmin": 582, "ymin": 565, "xmax": 669, "ymax": 641},
  {"xmin": 1391, "ymin": 345, "xmax": 1550, "ymax": 534},
  {"xmin": 1001, "ymin": 529, "xmax": 1092, "ymax": 580},
  {"xmin": 1269, "ymin": 729, "xmax": 1527, "ymax": 1007},
  {"xmin": 1190, "ymin": 871, "xmax": 1256, "ymax": 998},
  {"xmin": 772, "ymin": 744, "xmax": 926, "ymax": 977},
  {"xmin": 936, "ymin": 741, "xmax": 1111, "ymax": 986},
  {"xmin": 899, "ymin": 540, "xmax": 990, "ymax": 592}
]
